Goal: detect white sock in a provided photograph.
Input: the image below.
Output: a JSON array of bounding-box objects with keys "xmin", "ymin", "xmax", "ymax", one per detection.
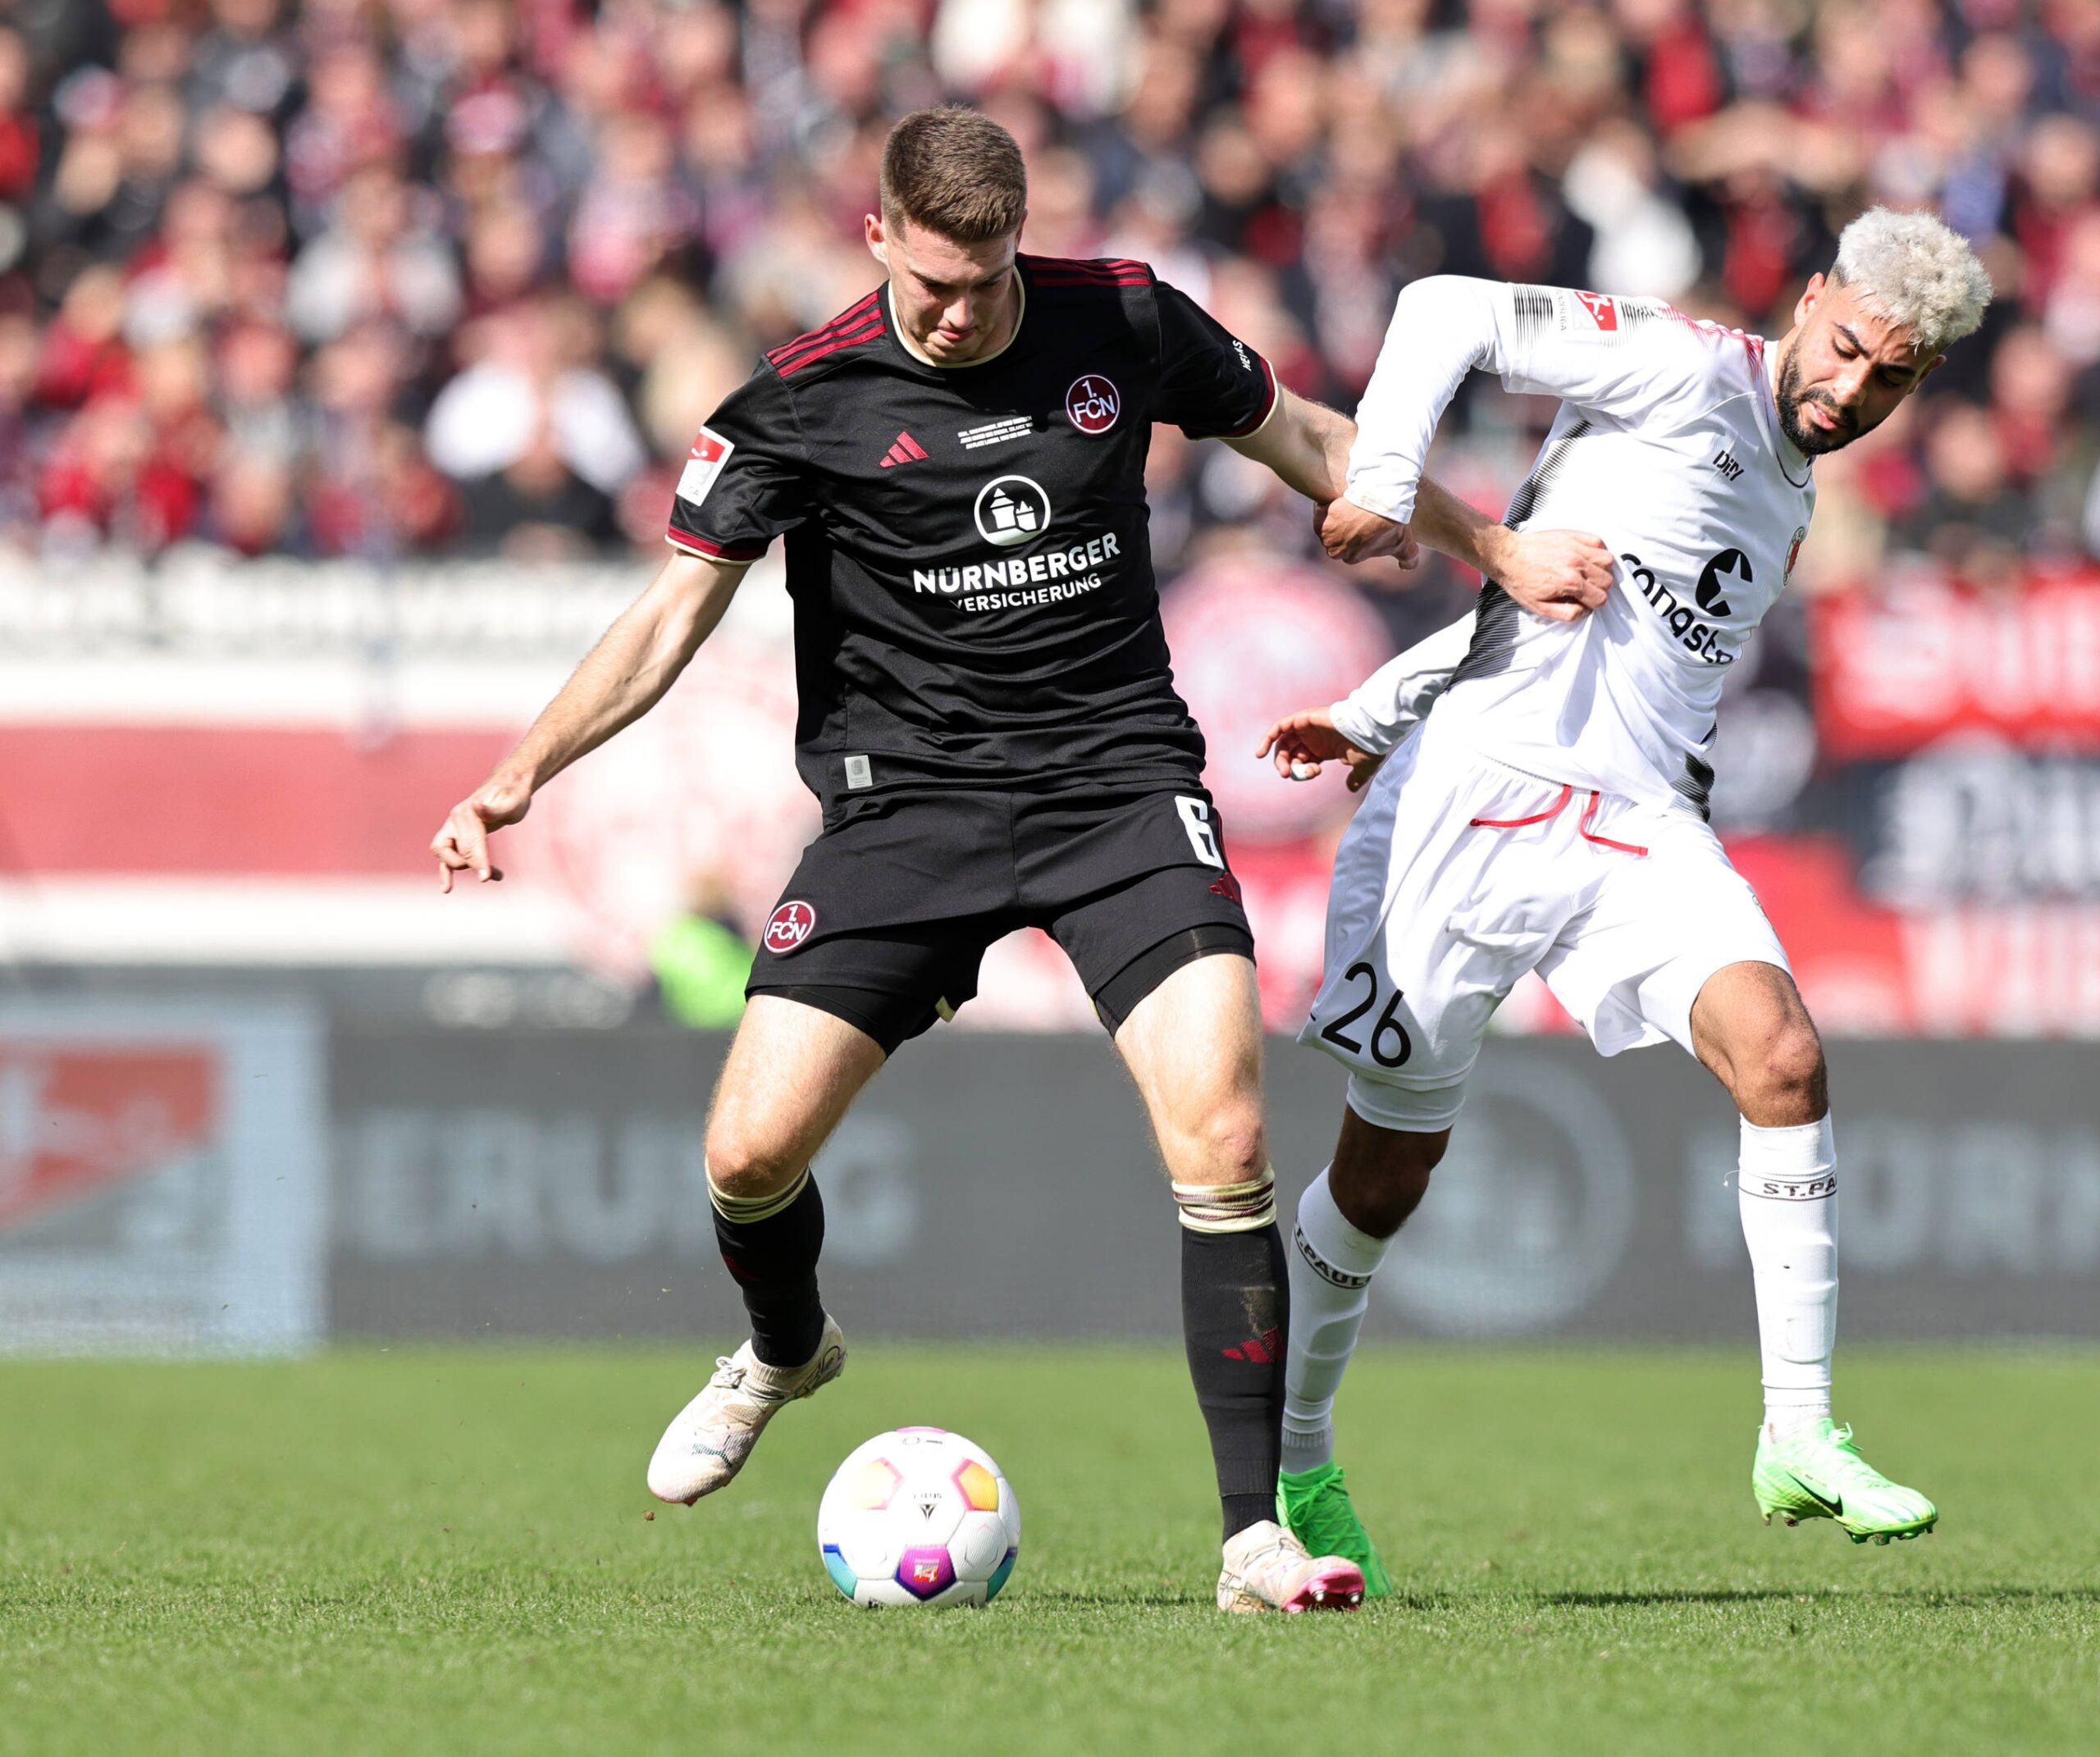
[
  {"xmin": 1737, "ymin": 1116, "xmax": 1838, "ymax": 1440},
  {"xmin": 1281, "ymin": 1168, "xmax": 1391, "ymax": 1474}
]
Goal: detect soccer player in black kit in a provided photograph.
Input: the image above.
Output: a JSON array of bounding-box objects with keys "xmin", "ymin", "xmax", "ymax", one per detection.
[{"xmin": 431, "ymin": 107, "xmax": 1600, "ymax": 1611}]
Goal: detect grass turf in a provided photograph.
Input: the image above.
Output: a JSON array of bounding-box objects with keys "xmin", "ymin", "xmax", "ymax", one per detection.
[{"xmin": 2, "ymin": 1345, "xmax": 2094, "ymax": 1756}]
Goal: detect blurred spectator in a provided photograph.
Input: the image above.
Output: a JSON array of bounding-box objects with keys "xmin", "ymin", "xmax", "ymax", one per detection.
[{"xmin": 0, "ymin": 0, "xmax": 2088, "ymax": 597}]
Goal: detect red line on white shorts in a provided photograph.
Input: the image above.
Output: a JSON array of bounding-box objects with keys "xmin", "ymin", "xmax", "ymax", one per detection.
[{"xmin": 1468, "ymin": 784, "xmax": 1573, "ymax": 828}]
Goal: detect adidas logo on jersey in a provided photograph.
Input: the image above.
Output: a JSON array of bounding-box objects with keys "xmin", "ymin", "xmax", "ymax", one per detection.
[{"xmin": 879, "ymin": 431, "xmax": 929, "ymax": 468}]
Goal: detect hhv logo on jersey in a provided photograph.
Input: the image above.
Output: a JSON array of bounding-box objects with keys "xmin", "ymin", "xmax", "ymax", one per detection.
[
  {"xmin": 764, "ymin": 901, "xmax": 816, "ymax": 953},
  {"xmin": 974, "ymin": 476, "xmax": 1052, "ymax": 547},
  {"xmin": 1575, "ymin": 290, "xmax": 1618, "ymax": 331},
  {"xmin": 678, "ymin": 427, "xmax": 735, "ymax": 505},
  {"xmin": 1065, "ymin": 375, "xmax": 1121, "ymax": 435}
]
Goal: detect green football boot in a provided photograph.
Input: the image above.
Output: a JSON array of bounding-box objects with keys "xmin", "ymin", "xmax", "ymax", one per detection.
[
  {"xmin": 1752, "ymin": 1418, "xmax": 1938, "ymax": 1545},
  {"xmin": 1277, "ymin": 1462, "xmax": 1394, "ymax": 1597}
]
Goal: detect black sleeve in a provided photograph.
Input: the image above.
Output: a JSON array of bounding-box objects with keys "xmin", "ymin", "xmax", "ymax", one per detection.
[
  {"xmin": 665, "ymin": 365, "xmax": 809, "ymax": 559},
  {"xmin": 1152, "ymin": 281, "xmax": 1279, "ymax": 440}
]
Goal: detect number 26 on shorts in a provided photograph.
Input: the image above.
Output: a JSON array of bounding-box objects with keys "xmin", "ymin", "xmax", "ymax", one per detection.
[{"xmin": 1318, "ymin": 961, "xmax": 1413, "ymax": 1068}]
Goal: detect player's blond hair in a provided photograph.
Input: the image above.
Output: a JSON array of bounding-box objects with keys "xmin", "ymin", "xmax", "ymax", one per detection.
[{"xmin": 1828, "ymin": 208, "xmax": 1992, "ymax": 355}]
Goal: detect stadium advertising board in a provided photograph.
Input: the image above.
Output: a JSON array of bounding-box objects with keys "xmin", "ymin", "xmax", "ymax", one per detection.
[
  {"xmin": 0, "ymin": 1001, "xmax": 327, "ymax": 1353},
  {"xmin": 329, "ymin": 1026, "xmax": 2100, "ymax": 1344}
]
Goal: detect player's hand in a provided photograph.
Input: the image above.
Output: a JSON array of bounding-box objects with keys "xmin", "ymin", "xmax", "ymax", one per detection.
[
  {"xmin": 1255, "ymin": 707, "xmax": 1386, "ymax": 793},
  {"xmin": 1485, "ymin": 527, "xmax": 1615, "ymax": 623},
  {"xmin": 431, "ymin": 774, "xmax": 532, "ymax": 892},
  {"xmin": 1314, "ymin": 498, "xmax": 1413, "ymax": 566}
]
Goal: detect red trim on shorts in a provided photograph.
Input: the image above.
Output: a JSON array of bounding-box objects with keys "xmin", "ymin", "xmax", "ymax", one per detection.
[
  {"xmin": 1577, "ymin": 791, "xmax": 1649, "ymax": 857},
  {"xmin": 1469, "ymin": 784, "xmax": 1573, "ymax": 828}
]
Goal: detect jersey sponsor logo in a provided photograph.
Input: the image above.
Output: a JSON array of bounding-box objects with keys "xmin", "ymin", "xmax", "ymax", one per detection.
[
  {"xmin": 879, "ymin": 431, "xmax": 929, "ymax": 469},
  {"xmin": 911, "ymin": 532, "xmax": 1121, "ymax": 599},
  {"xmin": 974, "ymin": 475, "xmax": 1052, "ymax": 547},
  {"xmin": 1231, "ymin": 337, "xmax": 1253, "ymax": 371},
  {"xmin": 1621, "ymin": 549, "xmax": 1740, "ymax": 666},
  {"xmin": 1575, "ymin": 290, "xmax": 1618, "ymax": 331},
  {"xmin": 677, "ymin": 427, "xmax": 735, "ymax": 505},
  {"xmin": 1696, "ymin": 547, "xmax": 1751, "ymax": 619},
  {"xmin": 958, "ymin": 415, "xmax": 1032, "ymax": 450},
  {"xmin": 763, "ymin": 900, "xmax": 816, "ymax": 953},
  {"xmin": 1713, "ymin": 449, "xmax": 1745, "ymax": 482},
  {"xmin": 1065, "ymin": 374, "xmax": 1121, "ymax": 435}
]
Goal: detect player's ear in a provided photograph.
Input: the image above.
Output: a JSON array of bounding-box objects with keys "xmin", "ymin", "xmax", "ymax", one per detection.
[
  {"xmin": 1793, "ymin": 272, "xmax": 1827, "ymax": 329},
  {"xmin": 865, "ymin": 212, "xmax": 888, "ymax": 267}
]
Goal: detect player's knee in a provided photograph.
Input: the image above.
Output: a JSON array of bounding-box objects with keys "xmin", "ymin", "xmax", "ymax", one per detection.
[
  {"xmin": 702, "ymin": 1115, "xmax": 806, "ymax": 1203},
  {"xmin": 1741, "ymin": 1020, "xmax": 1827, "ymax": 1122},
  {"xmin": 1189, "ymin": 1100, "xmax": 1267, "ymax": 1184}
]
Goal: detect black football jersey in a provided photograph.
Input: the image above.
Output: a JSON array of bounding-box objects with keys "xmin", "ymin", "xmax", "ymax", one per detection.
[{"xmin": 665, "ymin": 254, "xmax": 1277, "ymax": 808}]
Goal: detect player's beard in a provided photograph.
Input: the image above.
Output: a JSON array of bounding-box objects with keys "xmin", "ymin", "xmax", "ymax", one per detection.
[{"xmin": 1774, "ymin": 347, "xmax": 1860, "ymax": 455}]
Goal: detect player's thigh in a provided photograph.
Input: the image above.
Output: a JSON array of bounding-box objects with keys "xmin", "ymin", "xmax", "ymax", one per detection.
[
  {"xmin": 1539, "ymin": 824, "xmax": 1792, "ymax": 1062},
  {"xmin": 1112, "ymin": 948, "xmax": 1267, "ymax": 1186},
  {"xmin": 705, "ymin": 996, "xmax": 888, "ymax": 1197}
]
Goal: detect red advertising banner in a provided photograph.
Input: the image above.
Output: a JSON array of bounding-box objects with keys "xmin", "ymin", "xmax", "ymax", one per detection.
[
  {"xmin": 1811, "ymin": 568, "xmax": 2100, "ymax": 757},
  {"xmin": 0, "ymin": 1046, "xmax": 216, "ymax": 1231}
]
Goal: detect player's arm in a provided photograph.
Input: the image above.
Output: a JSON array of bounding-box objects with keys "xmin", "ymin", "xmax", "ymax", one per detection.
[
  {"xmin": 430, "ymin": 550, "xmax": 746, "ymax": 891},
  {"xmin": 1255, "ymin": 613, "xmax": 1477, "ymax": 792},
  {"xmin": 1412, "ymin": 477, "xmax": 1614, "ymax": 623},
  {"xmin": 1323, "ymin": 275, "xmax": 1680, "ymax": 565},
  {"xmin": 1225, "ymin": 389, "xmax": 1419, "ymax": 573}
]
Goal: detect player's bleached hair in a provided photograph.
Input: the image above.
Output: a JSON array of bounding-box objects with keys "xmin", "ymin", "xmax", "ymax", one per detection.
[{"xmin": 1828, "ymin": 208, "xmax": 1993, "ymax": 355}]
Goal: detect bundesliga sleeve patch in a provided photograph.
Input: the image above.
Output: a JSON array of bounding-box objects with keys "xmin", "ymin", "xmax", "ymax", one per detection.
[{"xmin": 678, "ymin": 428, "xmax": 735, "ymax": 505}]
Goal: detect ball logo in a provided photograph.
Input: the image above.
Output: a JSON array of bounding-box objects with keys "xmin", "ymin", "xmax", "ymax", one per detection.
[
  {"xmin": 1065, "ymin": 375, "xmax": 1121, "ymax": 435},
  {"xmin": 973, "ymin": 475, "xmax": 1052, "ymax": 547},
  {"xmin": 764, "ymin": 901, "xmax": 816, "ymax": 953},
  {"xmin": 1575, "ymin": 290, "xmax": 1618, "ymax": 331}
]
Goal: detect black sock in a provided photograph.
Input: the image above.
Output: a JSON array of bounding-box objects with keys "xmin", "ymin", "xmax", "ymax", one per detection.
[
  {"xmin": 712, "ymin": 1171, "xmax": 826, "ymax": 1368},
  {"xmin": 1180, "ymin": 1219, "xmax": 1290, "ymax": 1542}
]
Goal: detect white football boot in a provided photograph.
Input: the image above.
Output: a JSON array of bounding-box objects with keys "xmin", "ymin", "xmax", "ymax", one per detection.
[
  {"xmin": 646, "ymin": 1315, "xmax": 847, "ymax": 1504},
  {"xmin": 1216, "ymin": 1518, "xmax": 1367, "ymax": 1613}
]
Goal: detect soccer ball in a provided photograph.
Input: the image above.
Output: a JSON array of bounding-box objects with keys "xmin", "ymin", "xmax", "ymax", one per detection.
[{"xmin": 816, "ymin": 1427, "xmax": 1020, "ymax": 1607}]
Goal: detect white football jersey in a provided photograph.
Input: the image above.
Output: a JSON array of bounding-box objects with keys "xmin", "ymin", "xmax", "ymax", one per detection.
[{"xmin": 1340, "ymin": 276, "xmax": 1817, "ymax": 815}]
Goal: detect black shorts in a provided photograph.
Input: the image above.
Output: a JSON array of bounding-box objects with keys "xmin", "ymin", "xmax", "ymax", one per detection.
[{"xmin": 746, "ymin": 786, "xmax": 1254, "ymax": 1053}]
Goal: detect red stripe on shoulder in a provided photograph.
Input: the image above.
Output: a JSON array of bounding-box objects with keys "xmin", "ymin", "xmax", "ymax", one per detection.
[
  {"xmin": 765, "ymin": 292, "xmax": 883, "ymax": 367},
  {"xmin": 1217, "ymin": 354, "xmax": 1279, "ymax": 440},
  {"xmin": 1033, "ymin": 276, "xmax": 1149, "ymax": 289},
  {"xmin": 1022, "ymin": 254, "xmax": 1149, "ymax": 281},
  {"xmin": 774, "ymin": 317, "xmax": 886, "ymax": 377},
  {"xmin": 666, "ymin": 527, "xmax": 769, "ymax": 561}
]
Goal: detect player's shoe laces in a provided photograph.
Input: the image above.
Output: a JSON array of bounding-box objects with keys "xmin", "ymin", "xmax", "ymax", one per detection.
[
  {"xmin": 1216, "ymin": 1518, "xmax": 1366, "ymax": 1614},
  {"xmin": 1752, "ymin": 1417, "xmax": 1938, "ymax": 1544},
  {"xmin": 1276, "ymin": 1461, "xmax": 1394, "ymax": 1598},
  {"xmin": 646, "ymin": 1315, "xmax": 846, "ymax": 1504}
]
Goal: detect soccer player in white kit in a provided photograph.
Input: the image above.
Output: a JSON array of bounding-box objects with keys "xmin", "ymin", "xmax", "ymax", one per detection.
[{"xmin": 1256, "ymin": 209, "xmax": 1993, "ymax": 1590}]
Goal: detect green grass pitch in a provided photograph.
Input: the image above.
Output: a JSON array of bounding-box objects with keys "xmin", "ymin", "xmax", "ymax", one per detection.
[{"xmin": 3, "ymin": 1345, "xmax": 2095, "ymax": 1756}]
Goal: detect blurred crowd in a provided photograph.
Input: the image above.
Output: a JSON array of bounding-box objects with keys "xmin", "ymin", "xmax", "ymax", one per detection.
[{"xmin": 2, "ymin": 0, "xmax": 2099, "ymax": 589}]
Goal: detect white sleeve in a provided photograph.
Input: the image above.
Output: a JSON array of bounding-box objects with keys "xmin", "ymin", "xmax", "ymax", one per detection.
[
  {"xmin": 1327, "ymin": 613, "xmax": 1477, "ymax": 757},
  {"xmin": 1344, "ymin": 276, "xmax": 1710, "ymax": 525}
]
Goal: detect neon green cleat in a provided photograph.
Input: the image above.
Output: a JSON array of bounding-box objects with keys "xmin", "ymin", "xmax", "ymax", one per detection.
[
  {"xmin": 1277, "ymin": 1462, "xmax": 1394, "ymax": 1597},
  {"xmin": 1752, "ymin": 1418, "xmax": 1938, "ymax": 1545}
]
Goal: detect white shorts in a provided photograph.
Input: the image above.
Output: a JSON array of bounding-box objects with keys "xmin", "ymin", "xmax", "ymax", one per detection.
[{"xmin": 1298, "ymin": 726, "xmax": 1790, "ymax": 1132}]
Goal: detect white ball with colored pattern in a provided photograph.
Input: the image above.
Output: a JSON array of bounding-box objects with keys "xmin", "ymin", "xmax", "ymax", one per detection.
[{"xmin": 817, "ymin": 1427, "xmax": 1021, "ymax": 1608}]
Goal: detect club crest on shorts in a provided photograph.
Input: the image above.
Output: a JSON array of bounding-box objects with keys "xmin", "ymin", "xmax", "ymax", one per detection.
[
  {"xmin": 764, "ymin": 901, "xmax": 817, "ymax": 953},
  {"xmin": 1065, "ymin": 374, "xmax": 1120, "ymax": 435}
]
